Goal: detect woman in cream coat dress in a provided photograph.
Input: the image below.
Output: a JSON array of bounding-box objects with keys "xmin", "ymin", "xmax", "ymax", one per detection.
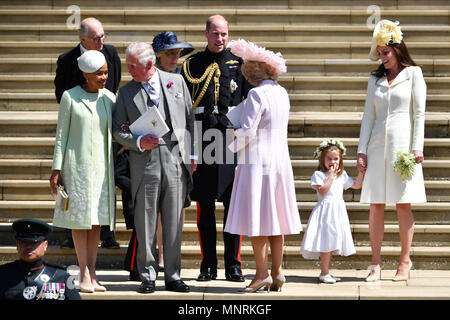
[
  {"xmin": 357, "ymin": 20, "xmax": 426, "ymax": 282},
  {"xmin": 50, "ymin": 51, "xmax": 116, "ymax": 293}
]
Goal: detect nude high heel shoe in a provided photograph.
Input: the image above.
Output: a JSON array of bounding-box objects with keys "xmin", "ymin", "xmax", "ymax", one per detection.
[
  {"xmin": 93, "ymin": 282, "xmax": 107, "ymax": 292},
  {"xmin": 365, "ymin": 265, "xmax": 381, "ymax": 282},
  {"xmin": 270, "ymin": 274, "xmax": 286, "ymax": 292},
  {"xmin": 79, "ymin": 284, "xmax": 95, "ymax": 293},
  {"xmin": 392, "ymin": 260, "xmax": 413, "ymax": 282},
  {"xmin": 241, "ymin": 275, "xmax": 272, "ymax": 293}
]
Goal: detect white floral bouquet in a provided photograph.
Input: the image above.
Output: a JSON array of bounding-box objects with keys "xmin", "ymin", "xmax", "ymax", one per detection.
[
  {"xmin": 313, "ymin": 139, "xmax": 346, "ymax": 159},
  {"xmin": 393, "ymin": 151, "xmax": 416, "ymax": 181}
]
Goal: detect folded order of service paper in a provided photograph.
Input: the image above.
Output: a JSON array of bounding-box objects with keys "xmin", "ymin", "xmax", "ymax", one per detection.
[{"xmin": 129, "ymin": 107, "xmax": 170, "ymax": 138}]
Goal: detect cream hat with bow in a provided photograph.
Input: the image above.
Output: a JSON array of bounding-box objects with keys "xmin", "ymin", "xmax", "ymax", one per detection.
[{"xmin": 369, "ymin": 20, "xmax": 403, "ymax": 61}]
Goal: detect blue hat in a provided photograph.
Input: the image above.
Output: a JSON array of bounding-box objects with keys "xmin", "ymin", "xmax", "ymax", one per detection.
[
  {"xmin": 152, "ymin": 31, "xmax": 194, "ymax": 57},
  {"xmin": 13, "ymin": 218, "xmax": 53, "ymax": 242}
]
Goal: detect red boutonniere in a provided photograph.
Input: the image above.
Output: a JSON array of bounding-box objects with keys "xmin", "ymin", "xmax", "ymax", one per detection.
[{"xmin": 167, "ymin": 82, "xmax": 174, "ymax": 88}]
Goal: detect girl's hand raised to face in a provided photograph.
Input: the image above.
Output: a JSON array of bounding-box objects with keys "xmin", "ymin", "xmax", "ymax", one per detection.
[{"xmin": 328, "ymin": 163, "xmax": 337, "ymax": 176}]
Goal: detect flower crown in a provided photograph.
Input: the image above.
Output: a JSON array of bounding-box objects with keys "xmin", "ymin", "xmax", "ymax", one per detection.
[
  {"xmin": 313, "ymin": 139, "xmax": 346, "ymax": 159},
  {"xmin": 374, "ymin": 20, "xmax": 403, "ymax": 46},
  {"xmin": 227, "ymin": 38, "xmax": 287, "ymax": 74}
]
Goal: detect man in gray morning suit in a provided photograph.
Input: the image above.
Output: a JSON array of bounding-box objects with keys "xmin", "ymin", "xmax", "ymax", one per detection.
[{"xmin": 113, "ymin": 42, "xmax": 196, "ymax": 293}]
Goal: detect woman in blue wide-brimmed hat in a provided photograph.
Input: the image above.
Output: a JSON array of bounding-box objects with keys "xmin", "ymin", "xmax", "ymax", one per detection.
[{"xmin": 152, "ymin": 31, "xmax": 194, "ymax": 74}]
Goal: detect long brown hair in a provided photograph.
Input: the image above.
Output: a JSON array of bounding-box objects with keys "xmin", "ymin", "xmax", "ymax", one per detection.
[
  {"xmin": 371, "ymin": 41, "xmax": 418, "ymax": 79},
  {"xmin": 316, "ymin": 146, "xmax": 344, "ymax": 177}
]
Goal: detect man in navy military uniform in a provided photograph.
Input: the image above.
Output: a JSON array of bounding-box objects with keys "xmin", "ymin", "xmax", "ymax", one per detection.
[
  {"xmin": 0, "ymin": 219, "xmax": 81, "ymax": 300},
  {"xmin": 182, "ymin": 15, "xmax": 252, "ymax": 282}
]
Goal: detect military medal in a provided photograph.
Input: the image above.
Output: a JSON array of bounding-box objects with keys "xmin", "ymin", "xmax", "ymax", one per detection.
[
  {"xmin": 230, "ymin": 79, "xmax": 238, "ymax": 93},
  {"xmin": 40, "ymin": 274, "xmax": 50, "ymax": 283},
  {"xmin": 23, "ymin": 286, "xmax": 37, "ymax": 300},
  {"xmin": 58, "ymin": 283, "xmax": 66, "ymax": 300}
]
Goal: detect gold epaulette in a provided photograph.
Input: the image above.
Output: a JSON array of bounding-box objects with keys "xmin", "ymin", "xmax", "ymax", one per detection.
[{"xmin": 183, "ymin": 58, "xmax": 221, "ymax": 110}]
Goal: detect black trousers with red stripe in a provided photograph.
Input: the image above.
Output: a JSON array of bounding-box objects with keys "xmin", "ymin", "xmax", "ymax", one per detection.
[
  {"xmin": 197, "ymin": 191, "xmax": 242, "ymax": 274},
  {"xmin": 124, "ymin": 228, "xmax": 138, "ymax": 273}
]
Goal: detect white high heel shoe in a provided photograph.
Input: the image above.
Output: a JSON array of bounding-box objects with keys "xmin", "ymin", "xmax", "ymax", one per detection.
[
  {"xmin": 392, "ymin": 261, "xmax": 413, "ymax": 282},
  {"xmin": 365, "ymin": 265, "xmax": 381, "ymax": 282}
]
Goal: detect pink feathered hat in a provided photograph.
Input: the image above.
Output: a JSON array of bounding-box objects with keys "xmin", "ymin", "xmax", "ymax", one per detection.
[{"xmin": 227, "ymin": 38, "xmax": 287, "ymax": 74}]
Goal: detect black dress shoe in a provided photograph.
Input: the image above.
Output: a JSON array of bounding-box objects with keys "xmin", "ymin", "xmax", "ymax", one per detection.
[
  {"xmin": 226, "ymin": 267, "xmax": 245, "ymax": 282},
  {"xmin": 197, "ymin": 268, "xmax": 217, "ymax": 281},
  {"xmin": 129, "ymin": 270, "xmax": 141, "ymax": 281},
  {"xmin": 138, "ymin": 280, "xmax": 155, "ymax": 293},
  {"xmin": 165, "ymin": 280, "xmax": 190, "ymax": 292},
  {"xmin": 60, "ymin": 238, "xmax": 74, "ymax": 249},
  {"xmin": 101, "ymin": 239, "xmax": 120, "ymax": 249}
]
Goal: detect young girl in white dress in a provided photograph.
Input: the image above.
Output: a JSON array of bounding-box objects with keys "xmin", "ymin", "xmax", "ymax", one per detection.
[{"xmin": 300, "ymin": 140, "xmax": 364, "ymax": 283}]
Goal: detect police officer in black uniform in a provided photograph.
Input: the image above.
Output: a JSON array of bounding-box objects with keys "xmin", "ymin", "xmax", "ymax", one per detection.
[
  {"xmin": 0, "ymin": 219, "xmax": 81, "ymax": 300},
  {"xmin": 182, "ymin": 15, "xmax": 252, "ymax": 282}
]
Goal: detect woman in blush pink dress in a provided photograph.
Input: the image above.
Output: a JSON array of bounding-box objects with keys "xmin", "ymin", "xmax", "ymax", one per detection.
[{"xmin": 224, "ymin": 39, "xmax": 302, "ymax": 293}]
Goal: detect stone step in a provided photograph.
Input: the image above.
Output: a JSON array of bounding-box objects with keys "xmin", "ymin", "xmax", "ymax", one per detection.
[
  {"xmin": 1, "ymin": 221, "xmax": 450, "ymax": 248},
  {"xmin": 2, "ymin": 74, "xmax": 450, "ymax": 94},
  {"xmin": 1, "ymin": 112, "xmax": 449, "ymax": 138},
  {"xmin": 3, "ymin": 57, "xmax": 450, "ymax": 78},
  {"xmin": 289, "ymin": 93, "xmax": 450, "ymax": 113},
  {"xmin": 1, "ymin": 268, "xmax": 442, "ymax": 301},
  {"xmin": 0, "ymin": 243, "xmax": 449, "ymax": 270},
  {"xmin": 0, "ymin": 24, "xmax": 449, "ymax": 43},
  {"xmin": 1, "ymin": 136, "xmax": 449, "ymax": 160},
  {"xmin": 2, "ymin": 176, "xmax": 450, "ymax": 202},
  {"xmin": 1, "ymin": 8, "xmax": 449, "ymax": 26},
  {"xmin": 1, "ymin": 41, "xmax": 450, "ymax": 59},
  {"xmin": 287, "ymin": 137, "xmax": 450, "ymax": 159},
  {"xmin": 291, "ymin": 159, "xmax": 450, "ymax": 180},
  {"xmin": 2, "ymin": 91, "xmax": 450, "ymax": 113},
  {"xmin": 1, "ymin": 0, "xmax": 448, "ymax": 10},
  {"xmin": 57, "ymin": 269, "xmax": 450, "ymax": 301},
  {"xmin": 287, "ymin": 112, "xmax": 450, "ymax": 138},
  {"xmin": 1, "ymin": 157, "xmax": 449, "ymax": 182},
  {"xmin": 1, "ymin": 200, "xmax": 450, "ymax": 225}
]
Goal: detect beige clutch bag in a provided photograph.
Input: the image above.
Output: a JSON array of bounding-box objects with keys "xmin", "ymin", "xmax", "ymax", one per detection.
[{"xmin": 53, "ymin": 184, "xmax": 69, "ymax": 212}]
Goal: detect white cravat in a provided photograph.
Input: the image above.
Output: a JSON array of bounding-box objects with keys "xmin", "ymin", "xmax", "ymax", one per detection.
[
  {"xmin": 142, "ymin": 72, "xmax": 160, "ymax": 107},
  {"xmin": 137, "ymin": 71, "xmax": 162, "ymax": 152}
]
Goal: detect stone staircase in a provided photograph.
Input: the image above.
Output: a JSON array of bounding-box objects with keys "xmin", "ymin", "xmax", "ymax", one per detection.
[{"xmin": 0, "ymin": 0, "xmax": 450, "ymax": 276}]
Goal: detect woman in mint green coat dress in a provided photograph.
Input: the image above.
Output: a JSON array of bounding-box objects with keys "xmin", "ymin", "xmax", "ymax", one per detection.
[{"xmin": 50, "ymin": 50, "xmax": 115, "ymax": 293}]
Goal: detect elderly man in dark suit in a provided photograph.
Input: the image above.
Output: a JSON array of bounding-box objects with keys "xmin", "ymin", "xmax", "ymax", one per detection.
[
  {"xmin": 113, "ymin": 42, "xmax": 196, "ymax": 293},
  {"xmin": 53, "ymin": 17, "xmax": 122, "ymax": 249},
  {"xmin": 54, "ymin": 17, "xmax": 121, "ymax": 103}
]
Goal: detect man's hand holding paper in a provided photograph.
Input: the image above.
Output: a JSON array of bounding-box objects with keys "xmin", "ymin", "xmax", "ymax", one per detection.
[{"xmin": 140, "ymin": 134, "xmax": 159, "ymax": 151}]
